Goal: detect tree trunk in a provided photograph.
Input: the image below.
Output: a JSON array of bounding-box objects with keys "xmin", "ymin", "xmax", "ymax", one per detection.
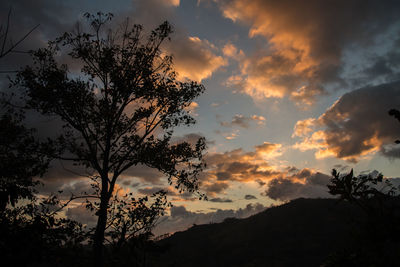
[{"xmin": 93, "ymin": 181, "xmax": 110, "ymax": 266}]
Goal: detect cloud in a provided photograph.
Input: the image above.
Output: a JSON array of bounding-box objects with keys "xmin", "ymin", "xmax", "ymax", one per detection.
[
  {"xmin": 215, "ymin": 172, "xmax": 232, "ymax": 181},
  {"xmin": 215, "ymin": 129, "xmax": 240, "ymax": 140},
  {"xmin": 219, "ymin": 114, "xmax": 266, "ymax": 128},
  {"xmin": 65, "ymin": 205, "xmax": 97, "ymax": 227},
  {"xmin": 124, "ymin": 164, "xmax": 165, "ymax": 184},
  {"xmin": 166, "ymin": 36, "xmax": 227, "ymax": 82},
  {"xmin": 184, "ymin": 101, "xmax": 199, "ymax": 116},
  {"xmin": 244, "ymin": 194, "xmax": 257, "ymax": 200},
  {"xmin": 203, "ymin": 142, "xmax": 282, "ymax": 193},
  {"xmin": 130, "ymin": 1, "xmax": 227, "ymax": 83},
  {"xmin": 202, "ymin": 182, "xmax": 230, "ymax": 196},
  {"xmin": 171, "ymin": 133, "xmax": 211, "ymax": 146},
  {"xmin": 203, "ymin": 141, "xmax": 332, "ymax": 201},
  {"xmin": 0, "ymin": 0, "xmax": 74, "ymax": 73},
  {"xmin": 293, "ymin": 81, "xmax": 400, "ymax": 161},
  {"xmin": 137, "ymin": 185, "xmax": 195, "ymax": 201},
  {"xmin": 204, "ymin": 145, "xmax": 282, "ymax": 185},
  {"xmin": 154, "ymin": 203, "xmax": 266, "ymax": 235},
  {"xmin": 209, "ymin": 197, "xmax": 233, "ymax": 203},
  {"xmin": 254, "ymin": 142, "xmax": 283, "ymax": 159},
  {"xmin": 292, "ymin": 118, "xmax": 317, "ymax": 138},
  {"xmin": 216, "ymin": 0, "xmax": 400, "ymax": 105},
  {"xmin": 222, "ymin": 42, "xmax": 245, "ymax": 59},
  {"xmin": 138, "ymin": 186, "xmax": 169, "ymax": 196},
  {"xmin": 163, "ymin": 0, "xmax": 180, "ymax": 6},
  {"xmin": 264, "ymin": 170, "xmax": 331, "ymax": 202}
]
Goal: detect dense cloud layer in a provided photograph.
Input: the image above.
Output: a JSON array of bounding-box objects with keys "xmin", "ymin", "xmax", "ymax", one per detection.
[
  {"xmin": 203, "ymin": 142, "xmax": 332, "ymax": 201},
  {"xmin": 203, "ymin": 143, "xmax": 283, "ymax": 190},
  {"xmin": 216, "ymin": 0, "xmax": 400, "ymax": 105},
  {"xmin": 153, "ymin": 203, "xmax": 266, "ymax": 235},
  {"xmin": 293, "ymin": 81, "xmax": 400, "ymax": 161},
  {"xmin": 264, "ymin": 169, "xmax": 331, "ymax": 201}
]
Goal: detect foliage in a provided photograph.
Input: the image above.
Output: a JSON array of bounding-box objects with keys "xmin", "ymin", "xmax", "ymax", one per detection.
[
  {"xmin": 106, "ymin": 190, "xmax": 170, "ymax": 247},
  {"xmin": 13, "ymin": 11, "xmax": 207, "ymax": 263},
  {"xmin": 0, "ymin": 193, "xmax": 88, "ymax": 266},
  {"xmin": 325, "ymin": 169, "xmax": 400, "ymax": 266},
  {"xmin": 0, "ymin": 109, "xmax": 50, "ymax": 211},
  {"xmin": 328, "ymin": 169, "xmax": 398, "ymax": 213}
]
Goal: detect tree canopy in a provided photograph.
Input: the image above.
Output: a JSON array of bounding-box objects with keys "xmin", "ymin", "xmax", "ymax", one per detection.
[{"xmin": 13, "ymin": 12, "xmax": 207, "ymax": 264}]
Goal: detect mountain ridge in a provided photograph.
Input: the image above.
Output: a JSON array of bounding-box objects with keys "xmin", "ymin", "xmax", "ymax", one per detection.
[{"xmin": 152, "ymin": 198, "xmax": 363, "ymax": 267}]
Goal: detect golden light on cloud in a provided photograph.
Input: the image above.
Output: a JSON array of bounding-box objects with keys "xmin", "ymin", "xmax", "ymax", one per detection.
[
  {"xmin": 169, "ymin": 36, "xmax": 227, "ymax": 82},
  {"xmin": 184, "ymin": 101, "xmax": 199, "ymax": 116},
  {"xmin": 163, "ymin": 0, "xmax": 180, "ymax": 6},
  {"xmin": 292, "ymin": 118, "xmax": 317, "ymax": 138},
  {"xmin": 255, "ymin": 142, "xmax": 283, "ymax": 159},
  {"xmin": 215, "ymin": 0, "xmax": 395, "ymax": 105},
  {"xmin": 218, "ymin": 1, "xmax": 324, "ymax": 104},
  {"xmin": 292, "ymin": 82, "xmax": 400, "ymax": 161}
]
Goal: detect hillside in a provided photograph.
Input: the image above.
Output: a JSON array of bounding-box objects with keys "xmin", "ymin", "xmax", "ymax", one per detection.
[{"xmin": 151, "ymin": 198, "xmax": 364, "ymax": 267}]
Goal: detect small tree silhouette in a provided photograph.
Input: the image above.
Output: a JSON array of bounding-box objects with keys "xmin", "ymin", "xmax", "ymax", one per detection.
[{"xmin": 326, "ymin": 169, "xmax": 400, "ymax": 266}]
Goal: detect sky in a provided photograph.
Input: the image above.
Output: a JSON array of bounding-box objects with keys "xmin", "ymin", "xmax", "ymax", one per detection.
[{"xmin": 1, "ymin": 0, "xmax": 400, "ymax": 235}]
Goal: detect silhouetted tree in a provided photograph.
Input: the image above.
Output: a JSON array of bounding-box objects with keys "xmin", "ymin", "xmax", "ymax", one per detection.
[
  {"xmin": 326, "ymin": 169, "xmax": 400, "ymax": 266},
  {"xmin": 14, "ymin": 12, "xmax": 206, "ymax": 265},
  {"xmin": 0, "ymin": 11, "xmax": 89, "ymax": 266},
  {"xmin": 0, "ymin": 110, "xmax": 50, "ymax": 211}
]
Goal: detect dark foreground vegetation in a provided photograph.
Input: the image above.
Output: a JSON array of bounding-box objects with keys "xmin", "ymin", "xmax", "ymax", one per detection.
[{"xmin": 1, "ymin": 169, "xmax": 400, "ymax": 267}]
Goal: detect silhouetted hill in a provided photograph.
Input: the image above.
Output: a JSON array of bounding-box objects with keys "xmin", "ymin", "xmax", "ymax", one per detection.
[{"xmin": 152, "ymin": 198, "xmax": 365, "ymax": 267}]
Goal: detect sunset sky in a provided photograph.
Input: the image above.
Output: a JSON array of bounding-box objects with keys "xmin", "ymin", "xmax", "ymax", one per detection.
[{"xmin": 1, "ymin": 0, "xmax": 400, "ymax": 235}]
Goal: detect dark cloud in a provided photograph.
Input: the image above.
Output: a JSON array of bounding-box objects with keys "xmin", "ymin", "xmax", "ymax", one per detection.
[
  {"xmin": 154, "ymin": 203, "xmax": 266, "ymax": 235},
  {"xmin": 216, "ymin": 172, "xmax": 232, "ymax": 181},
  {"xmin": 204, "ymin": 145, "xmax": 282, "ymax": 185},
  {"xmin": 124, "ymin": 164, "xmax": 165, "ymax": 184},
  {"xmin": 244, "ymin": 194, "xmax": 257, "ymax": 200},
  {"xmin": 219, "ymin": 114, "xmax": 265, "ymax": 128},
  {"xmin": 356, "ymin": 35, "xmax": 400, "ymax": 86},
  {"xmin": 202, "ymin": 182, "xmax": 230, "ymax": 196},
  {"xmin": 0, "ymin": 0, "xmax": 78, "ymax": 73},
  {"xmin": 171, "ymin": 133, "xmax": 214, "ymax": 146},
  {"xmin": 138, "ymin": 186, "xmax": 168, "ymax": 196},
  {"xmin": 137, "ymin": 186, "xmax": 195, "ymax": 201},
  {"xmin": 65, "ymin": 205, "xmax": 96, "ymax": 227},
  {"xmin": 226, "ymin": 161, "xmax": 255, "ymax": 174},
  {"xmin": 264, "ymin": 170, "xmax": 332, "ymax": 201},
  {"xmin": 217, "ymin": 0, "xmax": 400, "ymax": 104},
  {"xmin": 209, "ymin": 197, "xmax": 233, "ymax": 203},
  {"xmin": 37, "ymin": 178, "xmax": 95, "ymax": 201},
  {"xmin": 294, "ymin": 81, "xmax": 400, "ymax": 161}
]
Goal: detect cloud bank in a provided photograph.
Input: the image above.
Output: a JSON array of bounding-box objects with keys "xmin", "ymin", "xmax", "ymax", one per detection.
[
  {"xmin": 293, "ymin": 81, "xmax": 400, "ymax": 161},
  {"xmin": 217, "ymin": 0, "xmax": 400, "ymax": 105}
]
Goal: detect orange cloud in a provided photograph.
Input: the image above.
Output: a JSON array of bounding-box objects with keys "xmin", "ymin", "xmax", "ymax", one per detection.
[
  {"xmin": 163, "ymin": 0, "xmax": 180, "ymax": 6},
  {"xmin": 167, "ymin": 36, "xmax": 227, "ymax": 82},
  {"xmin": 292, "ymin": 82, "xmax": 400, "ymax": 161},
  {"xmin": 204, "ymin": 142, "xmax": 284, "ymax": 187},
  {"xmin": 217, "ymin": 0, "xmax": 400, "ymax": 105},
  {"xmin": 292, "ymin": 118, "xmax": 317, "ymax": 138}
]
